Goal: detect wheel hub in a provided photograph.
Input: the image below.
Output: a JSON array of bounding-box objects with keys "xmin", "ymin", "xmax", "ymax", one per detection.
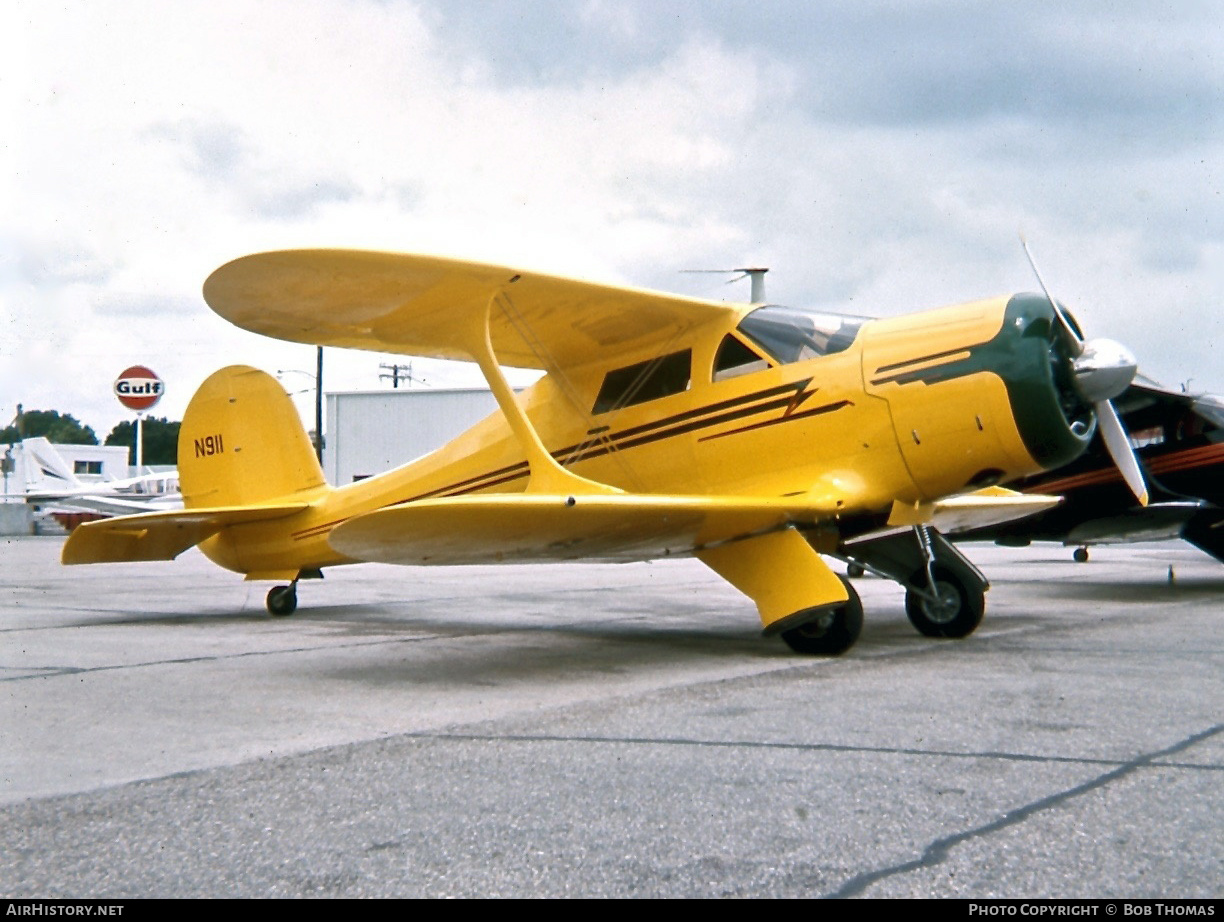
[
  {"xmin": 795, "ymin": 610, "xmax": 836, "ymax": 638},
  {"xmin": 920, "ymin": 582, "xmax": 962, "ymax": 624}
]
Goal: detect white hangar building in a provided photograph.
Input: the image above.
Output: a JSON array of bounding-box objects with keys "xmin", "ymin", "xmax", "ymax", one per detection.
[{"xmin": 323, "ymin": 388, "xmax": 503, "ymax": 486}]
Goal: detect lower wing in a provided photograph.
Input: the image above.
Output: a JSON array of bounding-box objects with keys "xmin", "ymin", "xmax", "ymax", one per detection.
[
  {"xmin": 330, "ymin": 488, "xmax": 1064, "ymax": 567},
  {"xmin": 327, "ymin": 493, "xmax": 827, "ymax": 565}
]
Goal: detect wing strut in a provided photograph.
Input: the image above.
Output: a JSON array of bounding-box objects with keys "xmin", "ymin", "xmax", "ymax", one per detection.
[{"xmin": 464, "ymin": 288, "xmax": 620, "ymax": 497}]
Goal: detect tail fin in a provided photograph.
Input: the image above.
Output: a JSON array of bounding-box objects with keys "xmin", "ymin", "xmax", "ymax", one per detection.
[
  {"xmin": 20, "ymin": 437, "xmax": 82, "ymax": 491},
  {"xmin": 178, "ymin": 365, "xmax": 327, "ymax": 508}
]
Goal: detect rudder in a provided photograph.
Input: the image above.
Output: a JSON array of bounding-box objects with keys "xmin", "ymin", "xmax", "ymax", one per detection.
[{"xmin": 179, "ymin": 365, "xmax": 327, "ymax": 508}]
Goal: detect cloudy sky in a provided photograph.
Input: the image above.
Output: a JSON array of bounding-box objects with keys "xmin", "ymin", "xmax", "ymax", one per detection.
[{"xmin": 3, "ymin": 0, "xmax": 1221, "ymax": 443}]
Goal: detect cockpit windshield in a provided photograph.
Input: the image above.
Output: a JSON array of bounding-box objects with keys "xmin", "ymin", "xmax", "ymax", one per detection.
[{"xmin": 736, "ymin": 305, "xmax": 869, "ymax": 365}]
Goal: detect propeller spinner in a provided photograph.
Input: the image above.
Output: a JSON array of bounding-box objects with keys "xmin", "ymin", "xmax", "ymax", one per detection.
[{"xmin": 1021, "ymin": 237, "xmax": 1148, "ymax": 506}]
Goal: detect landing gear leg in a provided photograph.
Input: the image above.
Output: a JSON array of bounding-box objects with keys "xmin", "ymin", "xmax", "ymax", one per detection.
[
  {"xmin": 904, "ymin": 526, "xmax": 985, "ymax": 637},
  {"xmin": 838, "ymin": 524, "xmax": 989, "ymax": 641},
  {"xmin": 266, "ymin": 581, "xmax": 298, "ymax": 617}
]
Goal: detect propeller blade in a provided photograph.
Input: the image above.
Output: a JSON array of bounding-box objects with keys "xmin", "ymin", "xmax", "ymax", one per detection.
[
  {"xmin": 1020, "ymin": 234, "xmax": 1083, "ymax": 357},
  {"xmin": 1018, "ymin": 235, "xmax": 1147, "ymax": 507},
  {"xmin": 1096, "ymin": 400, "xmax": 1149, "ymax": 507}
]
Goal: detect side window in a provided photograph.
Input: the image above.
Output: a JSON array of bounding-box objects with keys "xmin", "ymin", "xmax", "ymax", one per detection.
[
  {"xmin": 712, "ymin": 334, "xmax": 771, "ymax": 382},
  {"xmin": 592, "ymin": 350, "xmax": 692, "ymax": 414}
]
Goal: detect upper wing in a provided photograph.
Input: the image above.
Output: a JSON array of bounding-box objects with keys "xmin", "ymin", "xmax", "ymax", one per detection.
[
  {"xmin": 327, "ymin": 493, "xmax": 834, "ymax": 566},
  {"xmin": 203, "ymin": 250, "xmax": 739, "ymax": 370}
]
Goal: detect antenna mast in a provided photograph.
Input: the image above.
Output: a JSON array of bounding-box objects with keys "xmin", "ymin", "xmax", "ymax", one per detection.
[{"xmin": 739, "ymin": 268, "xmax": 768, "ymax": 303}]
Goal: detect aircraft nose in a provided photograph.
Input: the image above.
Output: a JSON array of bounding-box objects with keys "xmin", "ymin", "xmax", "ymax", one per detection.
[{"xmin": 1071, "ymin": 338, "xmax": 1138, "ymax": 404}]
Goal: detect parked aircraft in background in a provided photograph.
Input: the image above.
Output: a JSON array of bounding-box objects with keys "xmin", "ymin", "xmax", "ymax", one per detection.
[
  {"xmin": 955, "ymin": 378, "xmax": 1224, "ymax": 564},
  {"xmin": 18, "ymin": 437, "xmax": 181, "ymax": 520},
  {"xmin": 63, "ymin": 247, "xmax": 1144, "ymax": 656}
]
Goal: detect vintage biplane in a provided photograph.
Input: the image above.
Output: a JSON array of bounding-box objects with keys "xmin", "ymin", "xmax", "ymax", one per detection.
[{"xmin": 62, "ymin": 247, "xmax": 1147, "ymax": 655}]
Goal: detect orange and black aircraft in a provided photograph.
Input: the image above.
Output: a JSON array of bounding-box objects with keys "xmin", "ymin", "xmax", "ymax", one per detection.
[{"xmin": 956, "ymin": 378, "xmax": 1224, "ymax": 563}]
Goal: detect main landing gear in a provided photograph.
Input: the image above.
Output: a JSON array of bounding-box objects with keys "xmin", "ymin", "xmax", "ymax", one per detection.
[
  {"xmin": 839, "ymin": 524, "xmax": 989, "ymax": 642},
  {"xmin": 903, "ymin": 564, "xmax": 984, "ymax": 638},
  {"xmin": 780, "ymin": 577, "xmax": 863, "ymax": 656}
]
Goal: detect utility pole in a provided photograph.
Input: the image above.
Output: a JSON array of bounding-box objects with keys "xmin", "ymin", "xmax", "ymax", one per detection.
[
  {"xmin": 315, "ymin": 346, "xmax": 324, "ymax": 463},
  {"xmin": 380, "ymin": 362, "xmax": 424, "ymax": 388},
  {"xmin": 276, "ymin": 356, "xmax": 324, "ymax": 463}
]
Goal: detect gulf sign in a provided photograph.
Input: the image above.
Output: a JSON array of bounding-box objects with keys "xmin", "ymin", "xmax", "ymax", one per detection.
[{"xmin": 114, "ymin": 366, "xmax": 164, "ymax": 412}]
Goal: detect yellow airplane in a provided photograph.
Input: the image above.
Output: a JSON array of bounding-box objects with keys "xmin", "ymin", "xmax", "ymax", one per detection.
[{"xmin": 62, "ymin": 248, "xmax": 1145, "ymax": 656}]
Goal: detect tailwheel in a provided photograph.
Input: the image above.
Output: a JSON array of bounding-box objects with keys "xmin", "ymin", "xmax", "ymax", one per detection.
[
  {"xmin": 904, "ymin": 565, "xmax": 984, "ymax": 638},
  {"xmin": 266, "ymin": 584, "xmax": 298, "ymax": 617},
  {"xmin": 780, "ymin": 577, "xmax": 863, "ymax": 656},
  {"xmin": 1073, "ymin": 546, "xmax": 1090, "ymax": 563}
]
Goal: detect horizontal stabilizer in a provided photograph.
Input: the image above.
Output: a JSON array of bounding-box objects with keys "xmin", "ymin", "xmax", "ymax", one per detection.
[
  {"xmin": 61, "ymin": 504, "xmax": 308, "ymax": 565},
  {"xmin": 328, "ymin": 493, "xmax": 828, "ymax": 566}
]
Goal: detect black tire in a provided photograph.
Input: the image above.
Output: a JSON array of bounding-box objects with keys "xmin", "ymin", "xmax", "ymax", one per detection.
[
  {"xmin": 847, "ymin": 562, "xmax": 865, "ymax": 579},
  {"xmin": 904, "ymin": 565, "xmax": 984, "ymax": 638},
  {"xmin": 266, "ymin": 585, "xmax": 298, "ymax": 617},
  {"xmin": 780, "ymin": 577, "xmax": 863, "ymax": 656},
  {"xmin": 1073, "ymin": 547, "xmax": 1090, "ymax": 563}
]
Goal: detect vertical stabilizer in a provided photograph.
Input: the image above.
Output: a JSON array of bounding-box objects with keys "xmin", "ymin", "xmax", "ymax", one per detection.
[
  {"xmin": 20, "ymin": 437, "xmax": 82, "ymax": 492},
  {"xmin": 179, "ymin": 366, "xmax": 327, "ymax": 508}
]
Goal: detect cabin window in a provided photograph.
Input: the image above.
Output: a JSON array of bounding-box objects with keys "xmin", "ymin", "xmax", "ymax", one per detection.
[
  {"xmin": 737, "ymin": 305, "xmax": 866, "ymax": 365},
  {"xmin": 712, "ymin": 334, "xmax": 771, "ymax": 382},
  {"xmin": 593, "ymin": 349, "xmax": 692, "ymax": 414}
]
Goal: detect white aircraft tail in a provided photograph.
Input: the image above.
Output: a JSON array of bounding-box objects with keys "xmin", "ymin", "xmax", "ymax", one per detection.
[{"xmin": 19, "ymin": 437, "xmax": 83, "ymax": 492}]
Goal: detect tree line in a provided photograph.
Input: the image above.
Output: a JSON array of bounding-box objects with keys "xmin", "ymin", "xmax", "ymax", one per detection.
[{"xmin": 0, "ymin": 410, "xmax": 181, "ymax": 466}]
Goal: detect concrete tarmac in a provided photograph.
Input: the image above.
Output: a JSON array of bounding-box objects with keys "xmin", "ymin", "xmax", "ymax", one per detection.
[{"xmin": 1, "ymin": 535, "xmax": 1220, "ymax": 898}]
